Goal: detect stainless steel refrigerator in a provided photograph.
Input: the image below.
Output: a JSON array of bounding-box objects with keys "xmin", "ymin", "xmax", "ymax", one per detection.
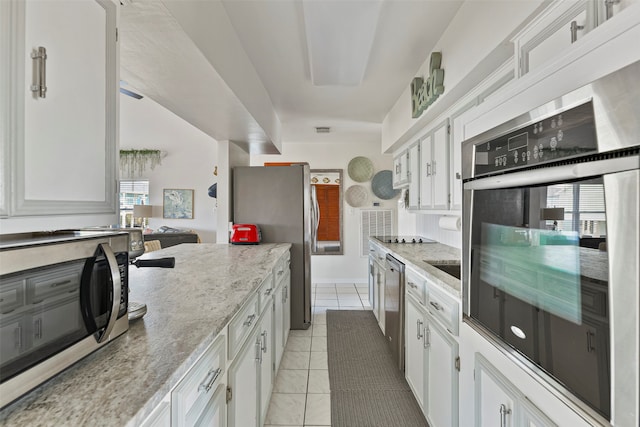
[{"xmin": 233, "ymin": 165, "xmax": 313, "ymax": 330}]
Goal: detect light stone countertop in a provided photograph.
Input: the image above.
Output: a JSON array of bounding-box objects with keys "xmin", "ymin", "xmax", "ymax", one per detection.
[
  {"xmin": 370, "ymin": 238, "xmax": 462, "ymax": 297},
  {"xmin": 0, "ymin": 243, "xmax": 291, "ymax": 427}
]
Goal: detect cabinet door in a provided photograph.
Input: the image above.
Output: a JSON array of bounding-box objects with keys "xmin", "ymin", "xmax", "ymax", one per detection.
[
  {"xmin": 393, "ymin": 151, "xmax": 409, "ymax": 188},
  {"xmin": 273, "ymin": 283, "xmax": 285, "ymax": 371},
  {"xmin": 282, "ymin": 270, "xmax": 291, "ymax": 347},
  {"xmin": 425, "ymin": 319, "xmax": 458, "ymax": 427},
  {"xmin": 407, "ymin": 142, "xmax": 420, "ymax": 210},
  {"xmin": 377, "ymin": 264, "xmax": 385, "ymax": 333},
  {"xmin": 195, "ymin": 384, "xmax": 226, "ymax": 427},
  {"xmin": 258, "ymin": 304, "xmax": 274, "ymax": 426},
  {"xmin": 419, "ymin": 135, "xmax": 433, "ymax": 209},
  {"xmin": 140, "ymin": 395, "xmax": 171, "ymax": 427},
  {"xmin": 368, "ymin": 255, "xmax": 376, "ymax": 311},
  {"xmin": 450, "ymin": 102, "xmax": 477, "ymax": 211},
  {"xmin": 419, "ymin": 119, "xmax": 449, "ymax": 210},
  {"xmin": 393, "ymin": 154, "xmax": 403, "ymax": 188},
  {"xmin": 405, "ymin": 295, "xmax": 425, "ymax": 409},
  {"xmin": 431, "ymin": 120, "xmax": 449, "ymax": 210},
  {"xmin": 0, "ymin": 317, "xmax": 23, "ymax": 363},
  {"xmin": 6, "ymin": 0, "xmax": 117, "ymax": 216},
  {"xmin": 516, "ymin": 2, "xmax": 596, "ymax": 76},
  {"xmin": 475, "ymin": 356, "xmax": 516, "ymax": 427},
  {"xmin": 227, "ymin": 330, "xmax": 260, "ymax": 427}
]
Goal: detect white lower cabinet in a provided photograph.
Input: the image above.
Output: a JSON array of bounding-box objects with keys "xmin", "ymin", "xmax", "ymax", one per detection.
[
  {"xmin": 257, "ymin": 305, "xmax": 274, "ymax": 426},
  {"xmin": 425, "ymin": 319, "xmax": 458, "ymax": 427},
  {"xmin": 172, "ymin": 334, "xmax": 226, "ymax": 426},
  {"xmin": 405, "ymin": 282, "xmax": 459, "ymax": 427},
  {"xmin": 227, "ymin": 326, "xmax": 260, "ymax": 427},
  {"xmin": 273, "ymin": 267, "xmax": 291, "ymax": 371},
  {"xmin": 227, "ymin": 296, "xmax": 274, "ymax": 427},
  {"xmin": 140, "ymin": 250, "xmax": 291, "ymax": 427},
  {"xmin": 475, "ymin": 354, "xmax": 556, "ymax": 427},
  {"xmin": 140, "ymin": 393, "xmax": 171, "ymax": 427},
  {"xmin": 405, "ymin": 296, "xmax": 425, "ymax": 407}
]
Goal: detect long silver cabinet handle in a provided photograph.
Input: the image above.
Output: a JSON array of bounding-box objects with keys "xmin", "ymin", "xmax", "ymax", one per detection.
[
  {"xmin": 244, "ymin": 313, "xmax": 256, "ymax": 327},
  {"xmin": 416, "ymin": 319, "xmax": 423, "ymax": 340},
  {"xmin": 499, "ymin": 403, "xmax": 512, "ymax": 427},
  {"xmin": 255, "ymin": 339, "xmax": 262, "ymax": 363},
  {"xmin": 423, "ymin": 327, "xmax": 431, "ymax": 349},
  {"xmin": 261, "ymin": 330, "xmax": 268, "ymax": 353},
  {"xmin": 31, "ymin": 47, "xmax": 47, "ymax": 98},
  {"xmin": 198, "ymin": 368, "xmax": 222, "ymax": 393}
]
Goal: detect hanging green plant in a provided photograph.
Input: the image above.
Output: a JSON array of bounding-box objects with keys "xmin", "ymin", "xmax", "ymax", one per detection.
[{"xmin": 119, "ymin": 149, "xmax": 163, "ymax": 177}]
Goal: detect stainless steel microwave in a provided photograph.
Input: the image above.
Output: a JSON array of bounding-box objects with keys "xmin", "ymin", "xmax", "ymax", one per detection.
[{"xmin": 0, "ymin": 230, "xmax": 129, "ymax": 408}]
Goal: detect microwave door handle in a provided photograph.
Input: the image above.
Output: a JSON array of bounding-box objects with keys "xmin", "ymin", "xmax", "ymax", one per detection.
[{"xmin": 96, "ymin": 243, "xmax": 122, "ymax": 343}]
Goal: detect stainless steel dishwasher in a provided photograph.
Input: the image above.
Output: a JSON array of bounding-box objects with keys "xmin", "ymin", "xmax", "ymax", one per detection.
[{"xmin": 384, "ymin": 254, "xmax": 405, "ymax": 372}]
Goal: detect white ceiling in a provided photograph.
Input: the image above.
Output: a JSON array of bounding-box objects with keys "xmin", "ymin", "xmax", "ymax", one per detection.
[{"xmin": 119, "ymin": 0, "xmax": 463, "ymax": 151}]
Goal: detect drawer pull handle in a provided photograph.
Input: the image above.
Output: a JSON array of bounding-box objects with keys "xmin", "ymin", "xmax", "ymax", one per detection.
[
  {"xmin": 429, "ymin": 301, "xmax": 442, "ymax": 311},
  {"xmin": 31, "ymin": 46, "xmax": 47, "ymax": 98},
  {"xmin": 408, "ymin": 281, "xmax": 417, "ymax": 289},
  {"xmin": 50, "ymin": 280, "xmax": 71, "ymax": 288},
  {"xmin": 243, "ymin": 314, "xmax": 256, "ymax": 327},
  {"xmin": 265, "ymin": 288, "xmax": 273, "ymax": 296},
  {"xmin": 198, "ymin": 367, "xmax": 222, "ymax": 393}
]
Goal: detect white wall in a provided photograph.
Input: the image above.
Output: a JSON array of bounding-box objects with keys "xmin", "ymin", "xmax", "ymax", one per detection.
[
  {"xmin": 252, "ymin": 141, "xmax": 394, "ymax": 283},
  {"xmin": 382, "ymin": 0, "xmax": 543, "ymax": 153},
  {"xmin": 120, "ymin": 92, "xmax": 218, "ymax": 242}
]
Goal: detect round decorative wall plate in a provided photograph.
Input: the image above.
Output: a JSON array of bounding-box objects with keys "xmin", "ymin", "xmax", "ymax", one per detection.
[
  {"xmin": 371, "ymin": 170, "xmax": 400, "ymax": 200},
  {"xmin": 347, "ymin": 156, "xmax": 374, "ymax": 182},
  {"xmin": 345, "ymin": 185, "xmax": 369, "ymax": 207}
]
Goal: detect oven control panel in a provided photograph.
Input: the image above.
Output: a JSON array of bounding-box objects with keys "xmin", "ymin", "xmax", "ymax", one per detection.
[{"xmin": 473, "ymin": 101, "xmax": 597, "ymax": 176}]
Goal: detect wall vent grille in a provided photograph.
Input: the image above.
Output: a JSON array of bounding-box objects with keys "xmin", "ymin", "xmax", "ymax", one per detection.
[{"xmin": 360, "ymin": 209, "xmax": 393, "ymax": 256}]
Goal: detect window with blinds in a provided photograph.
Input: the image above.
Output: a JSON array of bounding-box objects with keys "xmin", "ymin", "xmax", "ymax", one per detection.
[
  {"xmin": 119, "ymin": 180, "xmax": 149, "ymax": 226},
  {"xmin": 546, "ymin": 182, "xmax": 606, "ymax": 236},
  {"xmin": 360, "ymin": 210, "xmax": 393, "ymax": 256}
]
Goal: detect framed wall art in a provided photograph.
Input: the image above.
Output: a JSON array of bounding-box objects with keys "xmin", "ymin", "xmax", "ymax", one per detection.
[{"xmin": 163, "ymin": 189, "xmax": 194, "ymax": 219}]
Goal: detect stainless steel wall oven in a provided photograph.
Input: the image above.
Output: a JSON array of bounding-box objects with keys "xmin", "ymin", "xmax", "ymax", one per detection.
[
  {"xmin": 462, "ymin": 61, "xmax": 639, "ymax": 425},
  {"xmin": 0, "ymin": 230, "xmax": 129, "ymax": 408}
]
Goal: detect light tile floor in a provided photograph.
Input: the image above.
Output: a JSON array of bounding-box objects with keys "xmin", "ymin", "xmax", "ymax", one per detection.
[{"xmin": 264, "ymin": 282, "xmax": 371, "ymax": 427}]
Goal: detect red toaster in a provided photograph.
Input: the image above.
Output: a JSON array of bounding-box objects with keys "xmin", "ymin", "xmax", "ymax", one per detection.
[{"xmin": 230, "ymin": 224, "xmax": 262, "ymax": 244}]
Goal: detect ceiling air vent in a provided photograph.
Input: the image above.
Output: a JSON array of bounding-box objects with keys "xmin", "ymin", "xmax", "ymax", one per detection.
[{"xmin": 315, "ymin": 127, "xmax": 331, "ymax": 134}]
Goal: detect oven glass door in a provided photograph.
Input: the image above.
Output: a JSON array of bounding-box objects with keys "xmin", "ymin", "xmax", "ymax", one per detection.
[
  {"xmin": 469, "ymin": 176, "xmax": 610, "ymax": 418},
  {"xmin": 0, "ymin": 250, "xmax": 125, "ymax": 385}
]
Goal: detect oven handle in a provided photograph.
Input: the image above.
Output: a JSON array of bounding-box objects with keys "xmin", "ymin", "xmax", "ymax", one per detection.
[
  {"xmin": 97, "ymin": 243, "xmax": 122, "ymax": 343},
  {"xmin": 464, "ymin": 155, "xmax": 638, "ymax": 191}
]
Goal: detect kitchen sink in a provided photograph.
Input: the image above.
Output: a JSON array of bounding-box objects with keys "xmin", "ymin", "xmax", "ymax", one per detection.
[{"xmin": 425, "ymin": 262, "xmax": 461, "ymax": 280}]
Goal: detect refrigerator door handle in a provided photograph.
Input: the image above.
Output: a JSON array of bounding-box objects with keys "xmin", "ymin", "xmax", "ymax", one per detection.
[{"xmin": 311, "ymin": 185, "xmax": 319, "ymax": 251}]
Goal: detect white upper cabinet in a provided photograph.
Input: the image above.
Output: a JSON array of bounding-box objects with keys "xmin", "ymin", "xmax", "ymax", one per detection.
[
  {"xmin": 513, "ymin": 1, "xmax": 598, "ymax": 76},
  {"xmin": 419, "ymin": 119, "xmax": 449, "ymax": 211},
  {"xmin": 392, "ymin": 149, "xmax": 409, "ymax": 188},
  {"xmin": 1, "ymin": 0, "xmax": 118, "ymax": 219},
  {"xmin": 407, "ymin": 142, "xmax": 420, "ymax": 210},
  {"xmin": 449, "ymin": 102, "xmax": 476, "ymax": 212}
]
